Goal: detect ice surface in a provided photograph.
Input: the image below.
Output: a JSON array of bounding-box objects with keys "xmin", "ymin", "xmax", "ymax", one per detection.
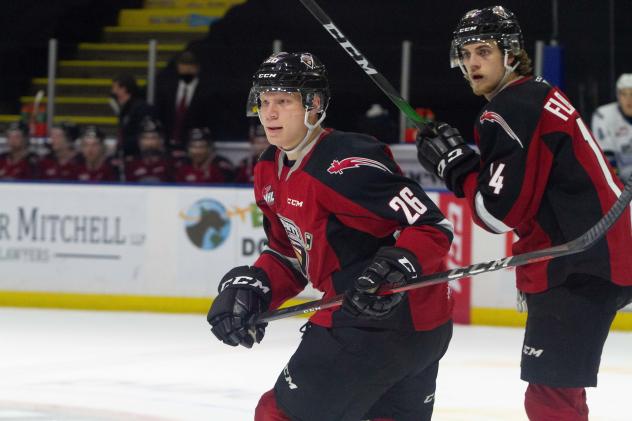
[{"xmin": 0, "ymin": 308, "xmax": 630, "ymax": 420}]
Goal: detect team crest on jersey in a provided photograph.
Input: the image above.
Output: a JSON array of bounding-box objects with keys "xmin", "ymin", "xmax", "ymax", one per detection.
[
  {"xmin": 300, "ymin": 53, "xmax": 314, "ymax": 69},
  {"xmin": 327, "ymin": 157, "xmax": 392, "ymax": 175},
  {"xmin": 262, "ymin": 185, "xmax": 275, "ymax": 206},
  {"xmin": 278, "ymin": 215, "xmax": 310, "ymax": 278},
  {"xmin": 479, "ymin": 111, "xmax": 524, "ymax": 148}
]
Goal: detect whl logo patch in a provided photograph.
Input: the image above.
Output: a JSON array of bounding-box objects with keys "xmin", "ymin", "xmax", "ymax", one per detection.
[
  {"xmin": 480, "ymin": 111, "xmax": 524, "ymax": 148},
  {"xmin": 327, "ymin": 157, "xmax": 391, "ymax": 175},
  {"xmin": 262, "ymin": 185, "xmax": 275, "ymax": 206}
]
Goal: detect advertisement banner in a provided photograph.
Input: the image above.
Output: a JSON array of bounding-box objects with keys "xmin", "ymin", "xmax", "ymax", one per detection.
[
  {"xmin": 176, "ymin": 187, "xmax": 266, "ymax": 296},
  {"xmin": 0, "ymin": 183, "xmax": 147, "ymax": 293},
  {"xmin": 438, "ymin": 194, "xmax": 473, "ymax": 324}
]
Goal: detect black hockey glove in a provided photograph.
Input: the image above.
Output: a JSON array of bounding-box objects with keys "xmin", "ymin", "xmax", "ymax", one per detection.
[
  {"xmin": 416, "ymin": 122, "xmax": 480, "ymax": 197},
  {"xmin": 207, "ymin": 266, "xmax": 272, "ymax": 348},
  {"xmin": 343, "ymin": 246, "xmax": 422, "ymax": 319}
]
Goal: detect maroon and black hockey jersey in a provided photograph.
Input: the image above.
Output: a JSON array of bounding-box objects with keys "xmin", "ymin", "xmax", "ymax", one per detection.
[
  {"xmin": 76, "ymin": 158, "xmax": 119, "ymax": 182},
  {"xmin": 254, "ymin": 129, "xmax": 454, "ymax": 331},
  {"xmin": 174, "ymin": 155, "xmax": 235, "ymax": 183},
  {"xmin": 125, "ymin": 155, "xmax": 173, "ymax": 182},
  {"xmin": 461, "ymin": 76, "xmax": 632, "ymax": 292},
  {"xmin": 0, "ymin": 152, "xmax": 39, "ymax": 180},
  {"xmin": 39, "ymin": 153, "xmax": 82, "ymax": 181}
]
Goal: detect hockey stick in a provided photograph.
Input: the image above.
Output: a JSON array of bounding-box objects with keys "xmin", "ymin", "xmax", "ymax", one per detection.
[
  {"xmin": 298, "ymin": 0, "xmax": 425, "ymax": 129},
  {"xmin": 29, "ymin": 90, "xmax": 45, "ymax": 137},
  {"xmin": 256, "ymin": 174, "xmax": 632, "ymax": 324}
]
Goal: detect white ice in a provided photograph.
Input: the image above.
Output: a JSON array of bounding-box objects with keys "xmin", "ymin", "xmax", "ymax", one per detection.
[{"xmin": 0, "ymin": 308, "xmax": 630, "ymax": 421}]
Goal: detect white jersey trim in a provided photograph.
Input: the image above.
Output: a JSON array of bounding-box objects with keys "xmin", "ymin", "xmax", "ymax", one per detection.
[
  {"xmin": 577, "ymin": 118, "xmax": 622, "ymax": 196},
  {"xmin": 474, "ymin": 191, "xmax": 513, "ymax": 233}
]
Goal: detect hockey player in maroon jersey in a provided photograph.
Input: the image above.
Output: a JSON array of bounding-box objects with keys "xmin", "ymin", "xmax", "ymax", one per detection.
[
  {"xmin": 76, "ymin": 126, "xmax": 118, "ymax": 182},
  {"xmin": 174, "ymin": 127, "xmax": 235, "ymax": 183},
  {"xmin": 0, "ymin": 121, "xmax": 39, "ymax": 180},
  {"xmin": 207, "ymin": 52, "xmax": 454, "ymax": 421},
  {"xmin": 415, "ymin": 6, "xmax": 632, "ymax": 421},
  {"xmin": 235, "ymin": 124, "xmax": 269, "ymax": 183},
  {"xmin": 39, "ymin": 122, "xmax": 81, "ymax": 181},
  {"xmin": 125, "ymin": 117, "xmax": 173, "ymax": 183}
]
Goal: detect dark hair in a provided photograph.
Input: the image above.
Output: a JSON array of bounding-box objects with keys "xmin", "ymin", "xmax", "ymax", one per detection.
[
  {"xmin": 6, "ymin": 120, "xmax": 28, "ymax": 137},
  {"xmin": 112, "ymin": 74, "xmax": 139, "ymax": 97},
  {"xmin": 177, "ymin": 51, "xmax": 199, "ymax": 66}
]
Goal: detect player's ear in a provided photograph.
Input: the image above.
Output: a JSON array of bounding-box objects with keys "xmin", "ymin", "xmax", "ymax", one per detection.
[{"xmin": 311, "ymin": 93, "xmax": 322, "ymax": 112}]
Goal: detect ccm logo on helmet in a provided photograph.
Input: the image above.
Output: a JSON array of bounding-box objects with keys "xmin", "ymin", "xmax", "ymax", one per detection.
[{"xmin": 258, "ymin": 73, "xmax": 278, "ymax": 78}]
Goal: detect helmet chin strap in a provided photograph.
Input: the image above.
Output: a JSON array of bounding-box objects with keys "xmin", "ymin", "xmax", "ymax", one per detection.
[
  {"xmin": 281, "ymin": 108, "xmax": 326, "ymax": 154},
  {"xmin": 459, "ymin": 50, "xmax": 520, "ymax": 100},
  {"xmin": 487, "ymin": 52, "xmax": 520, "ymax": 99}
]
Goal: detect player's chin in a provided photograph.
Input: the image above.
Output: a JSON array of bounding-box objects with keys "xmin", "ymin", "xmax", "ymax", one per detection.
[{"xmin": 471, "ymin": 83, "xmax": 493, "ymax": 97}]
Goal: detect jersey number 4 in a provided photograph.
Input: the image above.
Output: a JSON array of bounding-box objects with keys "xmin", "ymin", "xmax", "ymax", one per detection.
[
  {"xmin": 389, "ymin": 187, "xmax": 427, "ymax": 224},
  {"xmin": 489, "ymin": 163, "xmax": 505, "ymax": 194}
]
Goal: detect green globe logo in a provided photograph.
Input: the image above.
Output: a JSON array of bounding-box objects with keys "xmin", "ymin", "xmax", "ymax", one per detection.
[{"xmin": 181, "ymin": 199, "xmax": 231, "ymax": 250}]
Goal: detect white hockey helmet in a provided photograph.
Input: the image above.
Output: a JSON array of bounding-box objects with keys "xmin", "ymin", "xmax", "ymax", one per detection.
[{"xmin": 616, "ymin": 74, "xmax": 632, "ymax": 91}]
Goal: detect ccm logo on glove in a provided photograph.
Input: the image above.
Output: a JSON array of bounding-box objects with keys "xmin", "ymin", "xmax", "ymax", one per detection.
[{"xmin": 220, "ymin": 276, "xmax": 271, "ymax": 294}]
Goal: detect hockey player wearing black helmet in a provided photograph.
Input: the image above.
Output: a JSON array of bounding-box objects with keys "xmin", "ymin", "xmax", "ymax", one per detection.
[
  {"xmin": 246, "ymin": 51, "xmax": 331, "ymax": 160},
  {"xmin": 0, "ymin": 121, "xmax": 39, "ymax": 179},
  {"xmin": 208, "ymin": 51, "xmax": 455, "ymax": 420},
  {"xmin": 416, "ymin": 6, "xmax": 632, "ymax": 420}
]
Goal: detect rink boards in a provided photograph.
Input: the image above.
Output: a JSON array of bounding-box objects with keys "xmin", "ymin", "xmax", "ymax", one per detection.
[{"xmin": 0, "ymin": 181, "xmax": 630, "ymax": 330}]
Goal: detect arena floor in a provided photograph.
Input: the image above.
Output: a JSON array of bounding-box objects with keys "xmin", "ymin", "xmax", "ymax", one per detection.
[{"xmin": 1, "ymin": 308, "xmax": 630, "ymax": 420}]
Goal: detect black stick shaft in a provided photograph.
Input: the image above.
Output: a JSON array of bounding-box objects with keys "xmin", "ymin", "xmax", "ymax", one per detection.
[{"xmin": 298, "ymin": 0, "xmax": 425, "ymax": 128}]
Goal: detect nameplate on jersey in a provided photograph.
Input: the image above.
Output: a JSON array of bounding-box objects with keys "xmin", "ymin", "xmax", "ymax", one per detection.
[{"xmin": 544, "ymin": 91, "xmax": 575, "ymax": 122}]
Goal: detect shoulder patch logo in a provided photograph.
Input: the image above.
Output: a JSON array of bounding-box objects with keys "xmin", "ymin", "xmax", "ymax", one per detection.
[
  {"xmin": 327, "ymin": 157, "xmax": 392, "ymax": 175},
  {"xmin": 262, "ymin": 185, "xmax": 275, "ymax": 206},
  {"xmin": 479, "ymin": 111, "xmax": 524, "ymax": 148}
]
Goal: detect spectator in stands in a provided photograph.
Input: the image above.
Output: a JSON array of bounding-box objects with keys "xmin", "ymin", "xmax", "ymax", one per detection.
[
  {"xmin": 111, "ymin": 74, "xmax": 154, "ymax": 158},
  {"xmin": 125, "ymin": 117, "xmax": 173, "ymax": 183},
  {"xmin": 39, "ymin": 122, "xmax": 81, "ymax": 180},
  {"xmin": 235, "ymin": 124, "xmax": 269, "ymax": 183},
  {"xmin": 591, "ymin": 73, "xmax": 632, "ymax": 181},
  {"xmin": 0, "ymin": 121, "xmax": 39, "ymax": 180},
  {"xmin": 175, "ymin": 127, "xmax": 235, "ymax": 183},
  {"xmin": 76, "ymin": 125, "xmax": 118, "ymax": 182},
  {"xmin": 357, "ymin": 103, "xmax": 399, "ymax": 144},
  {"xmin": 155, "ymin": 51, "xmax": 214, "ymax": 157}
]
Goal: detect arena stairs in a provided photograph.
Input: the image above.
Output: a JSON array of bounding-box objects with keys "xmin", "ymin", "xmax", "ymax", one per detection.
[{"xmin": 0, "ymin": 0, "xmax": 244, "ymax": 137}]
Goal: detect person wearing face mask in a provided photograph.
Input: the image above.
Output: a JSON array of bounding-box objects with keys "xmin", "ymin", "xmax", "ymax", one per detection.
[
  {"xmin": 124, "ymin": 117, "xmax": 173, "ymax": 183},
  {"xmin": 111, "ymin": 74, "xmax": 154, "ymax": 158},
  {"xmin": 155, "ymin": 51, "xmax": 214, "ymax": 158}
]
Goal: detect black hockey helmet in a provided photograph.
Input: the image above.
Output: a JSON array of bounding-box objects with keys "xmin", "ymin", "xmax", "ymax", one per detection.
[
  {"xmin": 187, "ymin": 127, "xmax": 213, "ymax": 145},
  {"xmin": 246, "ymin": 52, "xmax": 330, "ymax": 117},
  {"xmin": 79, "ymin": 125, "xmax": 105, "ymax": 142},
  {"xmin": 139, "ymin": 117, "xmax": 164, "ymax": 137},
  {"xmin": 450, "ymin": 6, "xmax": 524, "ymax": 68}
]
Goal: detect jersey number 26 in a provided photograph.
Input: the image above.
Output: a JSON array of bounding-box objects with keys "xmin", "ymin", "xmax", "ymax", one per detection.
[{"xmin": 389, "ymin": 187, "xmax": 428, "ymax": 224}]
